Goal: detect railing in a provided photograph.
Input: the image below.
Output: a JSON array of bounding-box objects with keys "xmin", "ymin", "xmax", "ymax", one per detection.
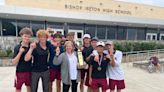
[{"xmin": 122, "ymin": 49, "xmax": 164, "ymax": 63}]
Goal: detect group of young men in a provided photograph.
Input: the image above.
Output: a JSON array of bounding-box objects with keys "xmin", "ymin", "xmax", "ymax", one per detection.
[{"xmin": 12, "ymin": 27, "xmax": 125, "ymax": 92}]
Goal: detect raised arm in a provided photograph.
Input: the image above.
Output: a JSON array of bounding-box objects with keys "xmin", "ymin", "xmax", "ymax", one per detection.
[
  {"xmin": 24, "ymin": 42, "xmax": 36, "ymax": 61},
  {"xmin": 53, "ymin": 47, "xmax": 63, "ymax": 65},
  {"xmin": 89, "ymin": 64, "xmax": 93, "ymax": 85}
]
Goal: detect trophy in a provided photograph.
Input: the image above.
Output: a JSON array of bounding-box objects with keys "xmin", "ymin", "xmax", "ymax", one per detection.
[{"xmin": 76, "ymin": 41, "xmax": 85, "ymax": 69}]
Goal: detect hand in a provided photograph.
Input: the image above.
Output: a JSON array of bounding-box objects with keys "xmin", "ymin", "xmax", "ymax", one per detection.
[
  {"xmin": 109, "ymin": 45, "xmax": 114, "ymax": 56},
  {"xmin": 30, "ymin": 42, "xmax": 36, "ymax": 49},
  {"xmin": 19, "ymin": 46, "xmax": 25, "ymax": 53},
  {"xmin": 106, "ymin": 54, "xmax": 111, "ymax": 59},
  {"xmin": 94, "ymin": 55, "xmax": 99, "ymax": 62},
  {"xmin": 89, "ymin": 78, "xmax": 92, "ymax": 85},
  {"xmin": 80, "ymin": 47, "xmax": 84, "ymax": 51},
  {"xmin": 56, "ymin": 47, "xmax": 60, "ymax": 56}
]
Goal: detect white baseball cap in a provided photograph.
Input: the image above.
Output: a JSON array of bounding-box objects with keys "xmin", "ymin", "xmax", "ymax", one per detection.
[
  {"xmin": 105, "ymin": 40, "xmax": 113, "ymax": 45},
  {"xmin": 83, "ymin": 34, "xmax": 91, "ymax": 39},
  {"xmin": 97, "ymin": 41, "xmax": 105, "ymax": 47}
]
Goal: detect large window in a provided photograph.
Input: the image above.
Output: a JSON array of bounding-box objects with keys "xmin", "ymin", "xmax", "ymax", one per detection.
[
  {"xmin": 2, "ymin": 19, "xmax": 16, "ymax": 36},
  {"xmin": 85, "ymin": 24, "xmax": 96, "ymax": 38},
  {"xmin": 68, "ymin": 23, "xmax": 84, "ymax": 30},
  {"xmin": 97, "ymin": 25, "xmax": 106, "ymax": 39},
  {"xmin": 107, "ymin": 26, "xmax": 117, "ymax": 39},
  {"xmin": 137, "ymin": 28, "xmax": 146, "ymax": 40},
  {"xmin": 31, "ymin": 21, "xmax": 45, "ymax": 36},
  {"xmin": 17, "ymin": 20, "xmax": 30, "ymax": 36},
  {"xmin": 47, "ymin": 22, "xmax": 63, "ymax": 29},
  {"xmin": 127, "ymin": 27, "xmax": 137, "ymax": 40},
  {"xmin": 146, "ymin": 28, "xmax": 158, "ymax": 40},
  {"xmin": 117, "ymin": 26, "xmax": 127, "ymax": 40}
]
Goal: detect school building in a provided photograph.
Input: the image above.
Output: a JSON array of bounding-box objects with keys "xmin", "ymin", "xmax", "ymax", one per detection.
[{"xmin": 0, "ymin": 0, "xmax": 164, "ymax": 49}]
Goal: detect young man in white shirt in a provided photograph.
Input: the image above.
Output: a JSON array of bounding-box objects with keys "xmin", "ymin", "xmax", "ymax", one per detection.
[{"xmin": 105, "ymin": 41, "xmax": 125, "ymax": 92}]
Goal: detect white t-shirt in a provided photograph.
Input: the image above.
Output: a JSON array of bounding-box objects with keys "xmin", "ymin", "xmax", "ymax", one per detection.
[
  {"xmin": 106, "ymin": 50, "xmax": 125, "ymax": 80},
  {"xmin": 67, "ymin": 53, "xmax": 78, "ymax": 80}
]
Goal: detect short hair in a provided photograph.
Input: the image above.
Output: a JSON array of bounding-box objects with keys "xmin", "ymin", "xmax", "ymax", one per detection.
[
  {"xmin": 36, "ymin": 29, "xmax": 49, "ymax": 38},
  {"xmin": 19, "ymin": 27, "xmax": 33, "ymax": 36},
  {"xmin": 53, "ymin": 33, "xmax": 62, "ymax": 38},
  {"xmin": 66, "ymin": 32, "xmax": 75, "ymax": 37},
  {"xmin": 64, "ymin": 41, "xmax": 74, "ymax": 52}
]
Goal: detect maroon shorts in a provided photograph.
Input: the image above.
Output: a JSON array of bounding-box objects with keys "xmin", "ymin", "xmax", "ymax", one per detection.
[
  {"xmin": 14, "ymin": 72, "xmax": 31, "ymax": 89},
  {"xmin": 109, "ymin": 78, "xmax": 125, "ymax": 90},
  {"xmin": 90, "ymin": 78, "xmax": 109, "ymax": 91},
  {"xmin": 49, "ymin": 69, "xmax": 61, "ymax": 82}
]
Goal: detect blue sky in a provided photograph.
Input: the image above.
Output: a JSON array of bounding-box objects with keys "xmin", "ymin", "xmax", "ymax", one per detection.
[{"xmin": 116, "ymin": 0, "xmax": 164, "ymax": 7}]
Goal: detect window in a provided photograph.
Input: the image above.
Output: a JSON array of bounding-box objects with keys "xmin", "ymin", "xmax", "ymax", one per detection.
[
  {"xmin": 17, "ymin": 20, "xmax": 30, "ymax": 36},
  {"xmin": 85, "ymin": 24, "xmax": 96, "ymax": 38},
  {"xmin": 0, "ymin": 19, "xmax": 2, "ymax": 36},
  {"xmin": 127, "ymin": 27, "xmax": 137, "ymax": 40},
  {"xmin": 117, "ymin": 26, "xmax": 126, "ymax": 40},
  {"xmin": 31, "ymin": 21, "xmax": 45, "ymax": 37},
  {"xmin": 97, "ymin": 25, "xmax": 106, "ymax": 39},
  {"xmin": 146, "ymin": 33, "xmax": 157, "ymax": 40},
  {"xmin": 146, "ymin": 28, "xmax": 158, "ymax": 40},
  {"xmin": 77, "ymin": 32, "xmax": 82, "ymax": 38},
  {"xmin": 2, "ymin": 19, "xmax": 16, "ymax": 36},
  {"xmin": 68, "ymin": 23, "xmax": 84, "ymax": 30},
  {"xmin": 160, "ymin": 29, "xmax": 164, "ymax": 40},
  {"xmin": 47, "ymin": 22, "xmax": 63, "ymax": 29},
  {"xmin": 107, "ymin": 26, "xmax": 117, "ymax": 39},
  {"xmin": 137, "ymin": 28, "xmax": 146, "ymax": 40}
]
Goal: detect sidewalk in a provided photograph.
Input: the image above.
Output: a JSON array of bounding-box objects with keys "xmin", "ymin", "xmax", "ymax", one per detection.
[{"xmin": 0, "ymin": 63, "xmax": 164, "ymax": 92}]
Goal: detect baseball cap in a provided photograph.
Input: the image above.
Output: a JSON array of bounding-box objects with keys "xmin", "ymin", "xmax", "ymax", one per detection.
[
  {"xmin": 91, "ymin": 37, "xmax": 98, "ymax": 41},
  {"xmin": 105, "ymin": 40, "xmax": 113, "ymax": 45},
  {"xmin": 83, "ymin": 34, "xmax": 91, "ymax": 39},
  {"xmin": 97, "ymin": 41, "xmax": 105, "ymax": 47}
]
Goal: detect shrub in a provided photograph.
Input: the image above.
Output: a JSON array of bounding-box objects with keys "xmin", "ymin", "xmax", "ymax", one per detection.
[
  {"xmin": 0, "ymin": 50, "xmax": 8, "ymax": 57},
  {"xmin": 113, "ymin": 41, "xmax": 164, "ymax": 52}
]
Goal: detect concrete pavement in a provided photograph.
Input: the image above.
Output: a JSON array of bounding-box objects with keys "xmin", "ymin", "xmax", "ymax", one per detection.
[{"xmin": 0, "ymin": 63, "xmax": 164, "ymax": 92}]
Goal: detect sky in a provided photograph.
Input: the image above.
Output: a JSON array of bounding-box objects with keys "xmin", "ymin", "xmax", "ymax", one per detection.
[{"xmin": 116, "ymin": 0, "xmax": 164, "ymax": 7}]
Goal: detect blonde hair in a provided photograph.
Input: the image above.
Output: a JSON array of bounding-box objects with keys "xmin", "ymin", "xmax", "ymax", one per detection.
[
  {"xmin": 36, "ymin": 29, "xmax": 49, "ymax": 38},
  {"xmin": 64, "ymin": 41, "xmax": 74, "ymax": 52}
]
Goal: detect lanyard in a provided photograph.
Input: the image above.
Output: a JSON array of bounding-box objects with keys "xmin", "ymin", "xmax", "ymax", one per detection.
[{"xmin": 98, "ymin": 55, "xmax": 103, "ymax": 66}]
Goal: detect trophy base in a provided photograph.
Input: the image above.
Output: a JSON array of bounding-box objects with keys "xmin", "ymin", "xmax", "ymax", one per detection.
[{"xmin": 77, "ymin": 62, "xmax": 88, "ymax": 69}]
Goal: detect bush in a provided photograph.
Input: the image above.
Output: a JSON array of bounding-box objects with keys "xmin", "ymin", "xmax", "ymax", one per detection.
[
  {"xmin": 0, "ymin": 47, "xmax": 13, "ymax": 57},
  {"xmin": 0, "ymin": 50, "xmax": 8, "ymax": 57},
  {"xmin": 113, "ymin": 41, "xmax": 164, "ymax": 52}
]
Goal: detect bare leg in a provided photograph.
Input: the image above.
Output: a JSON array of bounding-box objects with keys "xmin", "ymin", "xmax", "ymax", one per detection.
[
  {"xmin": 80, "ymin": 79, "xmax": 84, "ymax": 92},
  {"xmin": 157, "ymin": 64, "xmax": 161, "ymax": 72},
  {"xmin": 49, "ymin": 82, "xmax": 52, "ymax": 92},
  {"xmin": 16, "ymin": 89, "xmax": 21, "ymax": 92},
  {"xmin": 26, "ymin": 86, "xmax": 31, "ymax": 92},
  {"xmin": 93, "ymin": 89, "xmax": 99, "ymax": 92},
  {"xmin": 87, "ymin": 87, "xmax": 93, "ymax": 92},
  {"xmin": 117, "ymin": 89, "xmax": 121, "ymax": 92},
  {"xmin": 56, "ymin": 80, "xmax": 61, "ymax": 92},
  {"xmin": 110, "ymin": 90, "xmax": 114, "ymax": 92}
]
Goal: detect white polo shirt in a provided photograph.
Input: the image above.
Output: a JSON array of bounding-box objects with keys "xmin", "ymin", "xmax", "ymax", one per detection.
[
  {"xmin": 67, "ymin": 52, "xmax": 78, "ymax": 80},
  {"xmin": 105, "ymin": 50, "xmax": 125, "ymax": 80}
]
